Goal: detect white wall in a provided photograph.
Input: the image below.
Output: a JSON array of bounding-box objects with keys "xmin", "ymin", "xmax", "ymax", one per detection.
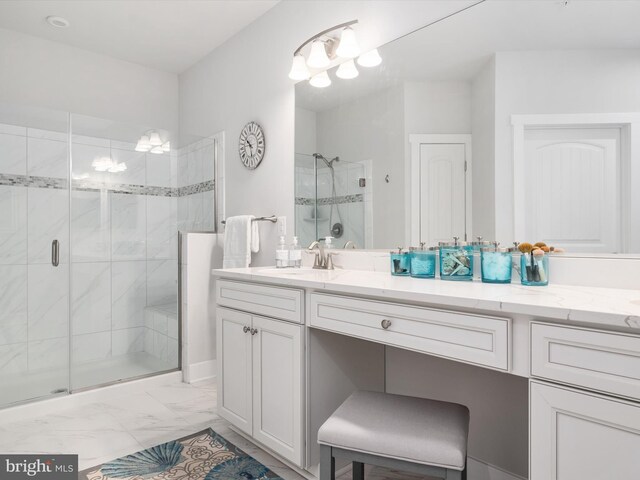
[
  {"xmin": 404, "ymin": 80, "xmax": 471, "ymax": 135},
  {"xmin": 179, "ymin": 0, "xmax": 478, "ymax": 264},
  {"xmin": 471, "ymin": 58, "xmax": 496, "ymax": 239},
  {"xmin": 493, "ymin": 49, "xmax": 640, "ymax": 242},
  {"xmin": 0, "ymin": 28, "xmax": 179, "ymax": 132},
  {"xmin": 294, "ymin": 107, "xmax": 317, "ymax": 157}
]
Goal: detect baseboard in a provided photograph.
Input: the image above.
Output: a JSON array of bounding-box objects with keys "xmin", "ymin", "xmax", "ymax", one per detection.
[
  {"xmin": 184, "ymin": 359, "xmax": 217, "ymax": 383},
  {"xmin": 468, "ymin": 456, "xmax": 526, "ymax": 480}
]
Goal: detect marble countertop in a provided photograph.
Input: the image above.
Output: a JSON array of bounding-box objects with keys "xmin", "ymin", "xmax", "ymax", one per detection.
[{"xmin": 211, "ymin": 267, "xmax": 640, "ymax": 330}]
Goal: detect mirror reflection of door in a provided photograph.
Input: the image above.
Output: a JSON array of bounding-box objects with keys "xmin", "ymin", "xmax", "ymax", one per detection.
[
  {"xmin": 411, "ymin": 135, "xmax": 471, "ymax": 246},
  {"xmin": 524, "ymin": 127, "xmax": 620, "ymax": 253}
]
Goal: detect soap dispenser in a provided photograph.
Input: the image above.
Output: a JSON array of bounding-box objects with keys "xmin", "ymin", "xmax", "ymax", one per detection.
[
  {"xmin": 289, "ymin": 236, "xmax": 302, "ymax": 268},
  {"xmin": 276, "ymin": 236, "xmax": 289, "ymax": 268}
]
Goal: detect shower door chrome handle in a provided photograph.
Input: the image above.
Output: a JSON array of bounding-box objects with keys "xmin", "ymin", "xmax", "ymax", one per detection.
[{"xmin": 51, "ymin": 239, "xmax": 60, "ymax": 267}]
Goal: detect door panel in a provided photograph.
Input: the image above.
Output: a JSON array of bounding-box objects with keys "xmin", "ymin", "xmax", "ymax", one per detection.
[
  {"xmin": 524, "ymin": 128, "xmax": 620, "ymax": 252},
  {"xmin": 252, "ymin": 315, "xmax": 303, "ymax": 466},
  {"xmin": 530, "ymin": 381, "xmax": 640, "ymax": 480},
  {"xmin": 0, "ymin": 105, "xmax": 70, "ymax": 407},
  {"xmin": 217, "ymin": 307, "xmax": 253, "ymax": 434},
  {"xmin": 419, "ymin": 143, "xmax": 466, "ymax": 245}
]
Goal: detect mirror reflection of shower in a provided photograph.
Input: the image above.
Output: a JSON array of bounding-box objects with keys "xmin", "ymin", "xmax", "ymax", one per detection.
[{"xmin": 313, "ymin": 153, "xmax": 343, "ymax": 239}]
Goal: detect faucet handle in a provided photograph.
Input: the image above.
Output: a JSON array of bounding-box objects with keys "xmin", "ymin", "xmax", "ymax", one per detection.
[{"xmin": 326, "ymin": 252, "xmax": 337, "ymax": 270}]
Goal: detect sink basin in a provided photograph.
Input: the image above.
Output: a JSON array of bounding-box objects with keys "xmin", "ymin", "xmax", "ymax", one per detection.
[{"xmin": 257, "ymin": 268, "xmax": 315, "ymax": 276}]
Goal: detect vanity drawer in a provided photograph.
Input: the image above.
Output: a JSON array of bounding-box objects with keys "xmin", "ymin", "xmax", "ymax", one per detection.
[
  {"xmin": 215, "ymin": 280, "xmax": 303, "ymax": 323},
  {"xmin": 531, "ymin": 322, "xmax": 640, "ymax": 400},
  {"xmin": 309, "ymin": 293, "xmax": 510, "ymax": 370}
]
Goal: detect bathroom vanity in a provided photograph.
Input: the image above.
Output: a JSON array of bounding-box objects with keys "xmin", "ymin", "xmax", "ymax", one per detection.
[{"xmin": 212, "ymin": 266, "xmax": 640, "ymax": 480}]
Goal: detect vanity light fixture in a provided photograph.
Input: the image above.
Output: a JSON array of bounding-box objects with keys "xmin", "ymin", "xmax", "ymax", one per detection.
[
  {"xmin": 309, "ymin": 71, "xmax": 331, "ymax": 88},
  {"xmin": 92, "ymin": 156, "xmax": 127, "ymax": 173},
  {"xmin": 336, "ymin": 59, "xmax": 359, "ymax": 79},
  {"xmin": 288, "ymin": 20, "xmax": 382, "ymax": 88}
]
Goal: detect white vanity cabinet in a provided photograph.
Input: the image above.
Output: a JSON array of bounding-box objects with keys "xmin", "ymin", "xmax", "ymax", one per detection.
[
  {"xmin": 530, "ymin": 323, "xmax": 640, "ymax": 479},
  {"xmin": 215, "ymin": 280, "xmax": 304, "ymax": 467},
  {"xmin": 530, "ymin": 381, "xmax": 640, "ymax": 480}
]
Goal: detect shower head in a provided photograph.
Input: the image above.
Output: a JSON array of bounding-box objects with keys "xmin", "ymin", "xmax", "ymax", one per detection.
[{"xmin": 313, "ymin": 153, "xmax": 340, "ymax": 169}]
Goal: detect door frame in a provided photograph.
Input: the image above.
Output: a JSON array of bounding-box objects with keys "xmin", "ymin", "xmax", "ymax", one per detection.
[
  {"xmin": 512, "ymin": 113, "xmax": 640, "ymax": 252},
  {"xmin": 407, "ymin": 134, "xmax": 473, "ymax": 246}
]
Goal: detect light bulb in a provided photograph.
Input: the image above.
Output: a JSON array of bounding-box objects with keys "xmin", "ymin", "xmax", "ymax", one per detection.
[
  {"xmin": 307, "ymin": 40, "xmax": 330, "ymax": 69},
  {"xmin": 309, "ymin": 71, "xmax": 331, "ymax": 88},
  {"xmin": 336, "ymin": 27, "xmax": 360, "ymax": 58},
  {"xmin": 150, "ymin": 145, "xmax": 164, "ymax": 154},
  {"xmin": 336, "ymin": 59, "xmax": 359, "ymax": 80},
  {"xmin": 148, "ymin": 132, "xmax": 162, "ymax": 146},
  {"xmin": 357, "ymin": 49, "xmax": 382, "ymax": 67},
  {"xmin": 288, "ymin": 54, "xmax": 311, "ymax": 80},
  {"xmin": 135, "ymin": 140, "xmax": 151, "ymax": 152}
]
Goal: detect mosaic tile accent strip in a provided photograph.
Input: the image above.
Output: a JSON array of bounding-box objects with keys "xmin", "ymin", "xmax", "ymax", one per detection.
[
  {"xmin": 0, "ymin": 173, "xmax": 214, "ymax": 198},
  {"xmin": 0, "ymin": 173, "xmax": 68, "ymax": 189},
  {"xmin": 296, "ymin": 193, "xmax": 363, "ymax": 206}
]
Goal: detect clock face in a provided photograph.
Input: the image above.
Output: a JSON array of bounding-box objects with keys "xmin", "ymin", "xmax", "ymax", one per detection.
[{"xmin": 239, "ymin": 122, "xmax": 265, "ymax": 170}]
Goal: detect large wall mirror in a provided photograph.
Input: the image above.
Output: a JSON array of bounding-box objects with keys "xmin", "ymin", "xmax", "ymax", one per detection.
[{"xmin": 294, "ymin": 0, "xmax": 640, "ymax": 255}]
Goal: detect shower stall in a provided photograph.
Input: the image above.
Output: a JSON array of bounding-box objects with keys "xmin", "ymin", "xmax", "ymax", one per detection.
[
  {"xmin": 294, "ymin": 152, "xmax": 368, "ymax": 248},
  {"xmin": 0, "ymin": 102, "xmax": 216, "ymax": 408}
]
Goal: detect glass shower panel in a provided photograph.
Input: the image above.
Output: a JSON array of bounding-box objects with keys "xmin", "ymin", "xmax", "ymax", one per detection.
[
  {"xmin": 294, "ymin": 152, "xmax": 367, "ymax": 248},
  {"xmin": 69, "ymin": 114, "xmax": 179, "ymax": 390},
  {"xmin": 0, "ymin": 103, "xmax": 70, "ymax": 406}
]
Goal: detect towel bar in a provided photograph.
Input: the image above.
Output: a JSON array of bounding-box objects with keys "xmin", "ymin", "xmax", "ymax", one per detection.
[{"xmin": 221, "ymin": 215, "xmax": 277, "ymax": 225}]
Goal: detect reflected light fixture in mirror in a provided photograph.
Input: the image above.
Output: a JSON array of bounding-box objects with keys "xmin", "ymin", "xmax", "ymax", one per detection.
[
  {"xmin": 357, "ymin": 48, "xmax": 382, "ymax": 67},
  {"xmin": 135, "ymin": 130, "xmax": 170, "ymax": 154},
  {"xmin": 336, "ymin": 59, "xmax": 359, "ymax": 79},
  {"xmin": 309, "ymin": 71, "xmax": 331, "ymax": 88}
]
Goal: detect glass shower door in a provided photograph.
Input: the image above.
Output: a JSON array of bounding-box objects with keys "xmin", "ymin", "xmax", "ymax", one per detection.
[{"xmin": 0, "ymin": 104, "xmax": 71, "ymax": 407}]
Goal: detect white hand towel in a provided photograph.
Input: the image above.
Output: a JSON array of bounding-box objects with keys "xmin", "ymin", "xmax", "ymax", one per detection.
[
  {"xmin": 223, "ymin": 215, "xmax": 255, "ymax": 269},
  {"xmin": 251, "ymin": 220, "xmax": 260, "ymax": 253}
]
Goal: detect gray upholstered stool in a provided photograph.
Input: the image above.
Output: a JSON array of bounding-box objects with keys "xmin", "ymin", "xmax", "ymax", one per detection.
[{"xmin": 318, "ymin": 391, "xmax": 469, "ymax": 480}]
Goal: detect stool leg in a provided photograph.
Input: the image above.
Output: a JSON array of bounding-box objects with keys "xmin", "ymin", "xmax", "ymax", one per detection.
[
  {"xmin": 352, "ymin": 461, "xmax": 365, "ymax": 480},
  {"xmin": 320, "ymin": 445, "xmax": 335, "ymax": 480}
]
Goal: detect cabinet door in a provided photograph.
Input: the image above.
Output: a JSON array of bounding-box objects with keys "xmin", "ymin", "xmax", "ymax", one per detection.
[
  {"xmin": 252, "ymin": 315, "xmax": 303, "ymax": 466},
  {"xmin": 530, "ymin": 381, "xmax": 640, "ymax": 480},
  {"xmin": 217, "ymin": 307, "xmax": 253, "ymax": 435}
]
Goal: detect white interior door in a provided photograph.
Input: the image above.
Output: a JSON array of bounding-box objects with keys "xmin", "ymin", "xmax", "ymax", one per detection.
[
  {"xmin": 216, "ymin": 307, "xmax": 252, "ymax": 435},
  {"xmin": 419, "ymin": 143, "xmax": 467, "ymax": 245},
  {"xmin": 524, "ymin": 127, "xmax": 620, "ymax": 253},
  {"xmin": 252, "ymin": 315, "xmax": 303, "ymax": 466}
]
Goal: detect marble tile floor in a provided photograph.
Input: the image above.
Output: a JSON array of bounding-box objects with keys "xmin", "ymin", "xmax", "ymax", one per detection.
[{"xmin": 0, "ymin": 379, "xmax": 437, "ymax": 480}]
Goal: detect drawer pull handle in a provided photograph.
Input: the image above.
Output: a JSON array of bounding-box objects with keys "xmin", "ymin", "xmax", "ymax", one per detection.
[
  {"xmin": 381, "ymin": 319, "xmax": 392, "ymax": 330},
  {"xmin": 243, "ymin": 326, "xmax": 250, "ymax": 333},
  {"xmin": 250, "ymin": 328, "xmax": 258, "ymax": 335}
]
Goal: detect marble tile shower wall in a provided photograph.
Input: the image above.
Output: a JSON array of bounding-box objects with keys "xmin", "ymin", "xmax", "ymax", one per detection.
[{"xmin": 0, "ymin": 123, "xmax": 215, "ymax": 377}]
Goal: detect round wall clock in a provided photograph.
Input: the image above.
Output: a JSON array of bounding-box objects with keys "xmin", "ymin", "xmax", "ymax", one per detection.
[{"xmin": 238, "ymin": 121, "xmax": 265, "ymax": 170}]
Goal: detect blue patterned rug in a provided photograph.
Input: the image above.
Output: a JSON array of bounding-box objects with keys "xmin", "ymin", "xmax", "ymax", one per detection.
[{"xmin": 81, "ymin": 429, "xmax": 284, "ymax": 479}]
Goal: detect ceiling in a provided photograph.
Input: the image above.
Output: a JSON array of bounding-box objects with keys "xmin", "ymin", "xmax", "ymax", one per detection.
[
  {"xmin": 0, "ymin": 0, "xmax": 279, "ymax": 73},
  {"xmin": 297, "ymin": 0, "xmax": 640, "ymax": 112}
]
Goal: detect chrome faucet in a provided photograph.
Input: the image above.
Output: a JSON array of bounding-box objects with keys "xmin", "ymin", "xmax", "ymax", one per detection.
[
  {"xmin": 307, "ymin": 241, "xmax": 336, "ymax": 270},
  {"xmin": 343, "ymin": 240, "xmax": 357, "ymax": 249}
]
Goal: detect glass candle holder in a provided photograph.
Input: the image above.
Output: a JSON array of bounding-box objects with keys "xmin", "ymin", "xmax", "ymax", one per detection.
[
  {"xmin": 410, "ymin": 248, "xmax": 437, "ymax": 279},
  {"xmin": 481, "ymin": 247, "xmax": 515, "ymax": 284},
  {"xmin": 520, "ymin": 252, "xmax": 549, "ymax": 286},
  {"xmin": 390, "ymin": 250, "xmax": 410, "ymax": 276},
  {"xmin": 439, "ymin": 241, "xmax": 473, "ymax": 281}
]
